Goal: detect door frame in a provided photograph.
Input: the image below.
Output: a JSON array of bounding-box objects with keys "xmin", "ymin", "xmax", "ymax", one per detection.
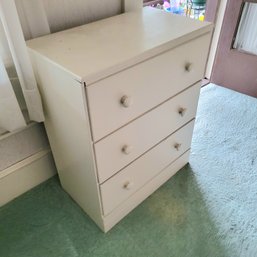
[{"xmin": 205, "ymin": 0, "xmax": 220, "ymax": 23}]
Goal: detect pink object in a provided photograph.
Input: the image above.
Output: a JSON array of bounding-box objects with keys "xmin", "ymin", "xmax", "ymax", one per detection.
[{"xmin": 163, "ymin": 0, "xmax": 171, "ymax": 9}]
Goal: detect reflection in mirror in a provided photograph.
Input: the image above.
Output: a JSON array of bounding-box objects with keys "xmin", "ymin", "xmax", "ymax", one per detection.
[{"xmin": 233, "ymin": 2, "xmax": 257, "ymax": 56}]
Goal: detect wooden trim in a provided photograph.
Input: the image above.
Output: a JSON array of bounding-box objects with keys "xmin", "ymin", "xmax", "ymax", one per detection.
[
  {"xmin": 205, "ymin": 0, "xmax": 221, "ymax": 23},
  {"xmin": 0, "ymin": 149, "xmax": 51, "ymax": 178},
  {"xmin": 0, "ymin": 149, "xmax": 56, "ymax": 206},
  {"xmin": 205, "ymin": 0, "xmax": 227, "ymax": 79},
  {"xmin": 0, "ymin": 122, "xmax": 35, "ymax": 141}
]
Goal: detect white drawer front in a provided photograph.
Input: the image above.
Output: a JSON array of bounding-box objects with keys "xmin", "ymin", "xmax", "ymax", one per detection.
[
  {"xmin": 87, "ymin": 33, "xmax": 211, "ymax": 141},
  {"xmin": 95, "ymin": 83, "xmax": 200, "ymax": 183},
  {"xmin": 100, "ymin": 120, "xmax": 195, "ymax": 215}
]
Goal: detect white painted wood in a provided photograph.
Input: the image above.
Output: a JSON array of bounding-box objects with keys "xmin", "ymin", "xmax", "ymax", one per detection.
[
  {"xmin": 124, "ymin": 0, "xmax": 142, "ymax": 12},
  {"xmin": 29, "ymin": 52, "xmax": 104, "ymax": 228},
  {"xmin": 0, "ymin": 0, "xmax": 44, "ymax": 122},
  {"xmin": 27, "ymin": 9, "xmax": 212, "ymax": 232},
  {"xmin": 87, "ymin": 34, "xmax": 210, "ymax": 141},
  {"xmin": 0, "ymin": 149, "xmax": 56, "ymax": 206},
  {"xmin": 26, "ymin": 7, "xmax": 213, "ymax": 84},
  {"xmin": 205, "ymin": 0, "xmax": 227, "ymax": 79},
  {"xmin": 95, "ymin": 83, "xmax": 200, "ymax": 183},
  {"xmin": 101, "ymin": 121, "xmax": 195, "ymax": 215},
  {"xmin": 0, "ymin": 122, "xmax": 49, "ymax": 171},
  {"xmin": 0, "ymin": 57, "xmax": 26, "ymax": 132},
  {"xmin": 102, "ymin": 150, "xmax": 190, "ymax": 232},
  {"xmin": 0, "ymin": 122, "xmax": 37, "ymax": 140}
]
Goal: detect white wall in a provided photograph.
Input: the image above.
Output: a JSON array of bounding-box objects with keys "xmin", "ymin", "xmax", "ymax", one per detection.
[
  {"xmin": 124, "ymin": 0, "xmax": 143, "ymax": 12},
  {"xmin": 15, "ymin": 0, "xmax": 122, "ymax": 40}
]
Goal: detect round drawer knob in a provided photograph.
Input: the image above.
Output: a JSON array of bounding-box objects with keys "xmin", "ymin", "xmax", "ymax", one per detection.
[
  {"xmin": 174, "ymin": 143, "xmax": 182, "ymax": 151},
  {"xmin": 120, "ymin": 95, "xmax": 133, "ymax": 108},
  {"xmin": 122, "ymin": 145, "xmax": 133, "ymax": 155},
  {"xmin": 123, "ymin": 181, "xmax": 134, "ymax": 190},
  {"xmin": 185, "ymin": 62, "xmax": 193, "ymax": 72},
  {"xmin": 178, "ymin": 107, "xmax": 187, "ymax": 117}
]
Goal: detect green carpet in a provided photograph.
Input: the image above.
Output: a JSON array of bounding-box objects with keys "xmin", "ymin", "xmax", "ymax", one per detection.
[{"xmin": 1, "ymin": 84, "xmax": 257, "ymax": 257}]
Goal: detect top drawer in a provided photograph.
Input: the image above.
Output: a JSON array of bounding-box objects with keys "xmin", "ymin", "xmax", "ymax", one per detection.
[{"xmin": 87, "ymin": 33, "xmax": 211, "ymax": 141}]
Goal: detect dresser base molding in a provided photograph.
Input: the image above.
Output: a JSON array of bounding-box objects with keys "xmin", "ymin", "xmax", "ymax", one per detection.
[{"xmin": 102, "ymin": 150, "xmax": 190, "ymax": 232}]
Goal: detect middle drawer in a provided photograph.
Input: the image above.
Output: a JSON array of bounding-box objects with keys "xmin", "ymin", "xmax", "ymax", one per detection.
[
  {"xmin": 100, "ymin": 120, "xmax": 195, "ymax": 215},
  {"xmin": 95, "ymin": 82, "xmax": 200, "ymax": 183}
]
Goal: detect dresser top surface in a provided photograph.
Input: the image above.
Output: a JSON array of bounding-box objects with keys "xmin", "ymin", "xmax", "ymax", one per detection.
[{"xmin": 27, "ymin": 7, "xmax": 212, "ymax": 85}]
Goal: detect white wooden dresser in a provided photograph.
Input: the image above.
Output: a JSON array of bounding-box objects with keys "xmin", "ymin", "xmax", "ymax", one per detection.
[{"xmin": 27, "ymin": 7, "xmax": 212, "ymax": 232}]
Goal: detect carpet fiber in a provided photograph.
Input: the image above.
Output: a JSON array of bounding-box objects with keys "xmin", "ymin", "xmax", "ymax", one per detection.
[{"xmin": 1, "ymin": 84, "xmax": 257, "ymax": 257}]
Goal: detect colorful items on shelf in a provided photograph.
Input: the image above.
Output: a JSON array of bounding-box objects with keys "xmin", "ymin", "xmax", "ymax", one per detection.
[
  {"xmin": 199, "ymin": 13, "xmax": 205, "ymax": 21},
  {"xmin": 161, "ymin": 0, "xmax": 205, "ymax": 21},
  {"xmin": 163, "ymin": 0, "xmax": 184, "ymax": 15}
]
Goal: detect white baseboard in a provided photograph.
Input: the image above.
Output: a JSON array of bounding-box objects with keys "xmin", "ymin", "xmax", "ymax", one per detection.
[{"xmin": 0, "ymin": 149, "xmax": 57, "ymax": 206}]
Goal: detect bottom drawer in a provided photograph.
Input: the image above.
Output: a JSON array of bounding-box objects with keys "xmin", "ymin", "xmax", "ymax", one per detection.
[
  {"xmin": 102, "ymin": 150, "xmax": 190, "ymax": 232},
  {"xmin": 100, "ymin": 120, "xmax": 195, "ymax": 215}
]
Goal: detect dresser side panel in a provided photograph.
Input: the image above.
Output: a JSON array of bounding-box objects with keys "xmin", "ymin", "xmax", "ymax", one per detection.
[{"xmin": 29, "ymin": 51, "xmax": 103, "ymax": 228}]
